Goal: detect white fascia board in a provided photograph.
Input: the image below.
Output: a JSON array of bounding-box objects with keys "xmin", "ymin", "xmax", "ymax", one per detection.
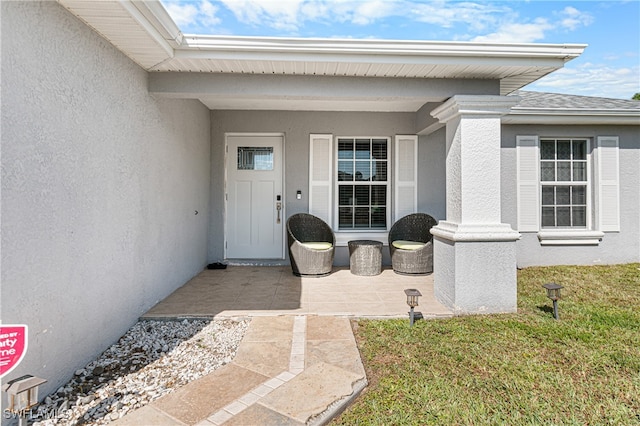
[
  {"xmin": 119, "ymin": 1, "xmax": 175, "ymax": 57},
  {"xmin": 181, "ymin": 35, "xmax": 586, "ymax": 60},
  {"xmin": 504, "ymin": 109, "xmax": 640, "ymax": 125},
  {"xmin": 132, "ymin": 1, "xmax": 183, "ymax": 47},
  {"xmin": 180, "ymin": 37, "xmax": 586, "ymax": 69}
]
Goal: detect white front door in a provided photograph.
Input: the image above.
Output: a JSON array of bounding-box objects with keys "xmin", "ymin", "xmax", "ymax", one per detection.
[{"xmin": 226, "ymin": 134, "xmax": 284, "ymax": 259}]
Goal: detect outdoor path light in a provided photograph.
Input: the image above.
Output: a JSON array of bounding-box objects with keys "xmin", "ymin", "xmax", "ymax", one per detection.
[
  {"xmin": 2, "ymin": 374, "xmax": 47, "ymax": 426},
  {"xmin": 404, "ymin": 288, "xmax": 422, "ymax": 326},
  {"xmin": 542, "ymin": 282, "xmax": 564, "ymax": 320}
]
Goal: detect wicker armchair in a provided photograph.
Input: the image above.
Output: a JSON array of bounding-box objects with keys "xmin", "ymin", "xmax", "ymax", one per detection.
[
  {"xmin": 388, "ymin": 213, "xmax": 437, "ymax": 274},
  {"xmin": 287, "ymin": 213, "xmax": 335, "ymax": 277}
]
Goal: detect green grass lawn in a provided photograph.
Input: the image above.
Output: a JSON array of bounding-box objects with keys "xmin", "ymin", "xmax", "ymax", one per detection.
[{"xmin": 334, "ymin": 264, "xmax": 640, "ymax": 425}]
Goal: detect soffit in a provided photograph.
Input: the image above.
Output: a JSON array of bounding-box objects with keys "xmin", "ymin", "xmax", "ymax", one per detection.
[
  {"xmin": 58, "ymin": 0, "xmax": 180, "ymax": 69},
  {"xmin": 155, "ymin": 55, "xmax": 560, "ymax": 97},
  {"xmin": 57, "ymin": 0, "xmax": 586, "ymax": 109}
]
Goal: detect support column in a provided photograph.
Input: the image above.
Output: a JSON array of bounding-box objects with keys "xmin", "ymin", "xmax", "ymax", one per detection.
[{"xmin": 430, "ymin": 95, "xmax": 520, "ymax": 314}]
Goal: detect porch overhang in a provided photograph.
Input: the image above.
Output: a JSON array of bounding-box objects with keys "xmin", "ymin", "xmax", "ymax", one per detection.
[
  {"xmin": 58, "ymin": 0, "xmax": 587, "ymax": 112},
  {"xmin": 147, "ymin": 73, "xmax": 500, "ymax": 112}
]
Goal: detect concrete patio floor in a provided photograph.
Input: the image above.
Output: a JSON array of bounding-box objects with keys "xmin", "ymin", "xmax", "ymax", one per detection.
[{"xmin": 141, "ymin": 266, "xmax": 453, "ymax": 319}]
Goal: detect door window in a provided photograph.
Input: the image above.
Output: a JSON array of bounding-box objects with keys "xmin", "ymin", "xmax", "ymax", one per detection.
[{"xmin": 237, "ymin": 147, "xmax": 274, "ymax": 170}]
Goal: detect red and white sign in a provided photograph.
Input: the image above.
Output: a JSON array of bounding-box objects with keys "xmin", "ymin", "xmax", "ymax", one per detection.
[{"xmin": 0, "ymin": 325, "xmax": 28, "ymax": 378}]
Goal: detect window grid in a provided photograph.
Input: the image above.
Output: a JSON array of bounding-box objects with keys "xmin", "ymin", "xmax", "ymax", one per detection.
[
  {"xmin": 237, "ymin": 146, "xmax": 274, "ymax": 170},
  {"xmin": 336, "ymin": 138, "xmax": 389, "ymax": 230},
  {"xmin": 540, "ymin": 138, "xmax": 588, "ymax": 228}
]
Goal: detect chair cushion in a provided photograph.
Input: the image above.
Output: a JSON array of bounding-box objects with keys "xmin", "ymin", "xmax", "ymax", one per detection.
[
  {"xmin": 392, "ymin": 240, "xmax": 426, "ymax": 250},
  {"xmin": 300, "ymin": 242, "xmax": 333, "ymax": 250}
]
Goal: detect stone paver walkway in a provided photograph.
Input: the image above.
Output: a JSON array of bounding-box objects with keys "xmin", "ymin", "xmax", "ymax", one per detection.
[{"xmin": 115, "ymin": 316, "xmax": 367, "ymax": 425}]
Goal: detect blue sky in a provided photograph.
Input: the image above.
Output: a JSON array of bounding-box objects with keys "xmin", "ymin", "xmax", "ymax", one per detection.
[{"xmin": 159, "ymin": 0, "xmax": 640, "ymax": 99}]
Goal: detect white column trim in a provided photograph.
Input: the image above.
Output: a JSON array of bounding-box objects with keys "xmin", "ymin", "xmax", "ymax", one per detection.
[
  {"xmin": 430, "ymin": 95, "xmax": 519, "ymax": 227},
  {"xmin": 431, "ymin": 95, "xmax": 520, "ymax": 123},
  {"xmin": 431, "ymin": 221, "xmax": 520, "ymax": 242}
]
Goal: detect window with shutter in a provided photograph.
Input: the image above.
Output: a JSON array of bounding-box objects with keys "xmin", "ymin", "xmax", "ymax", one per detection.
[
  {"xmin": 309, "ymin": 134, "xmax": 418, "ymax": 240},
  {"xmin": 516, "ymin": 134, "xmax": 618, "ymax": 245}
]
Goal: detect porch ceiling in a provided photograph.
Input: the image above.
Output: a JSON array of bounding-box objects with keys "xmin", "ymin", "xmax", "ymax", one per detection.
[{"xmin": 58, "ymin": 0, "xmax": 586, "ymax": 112}]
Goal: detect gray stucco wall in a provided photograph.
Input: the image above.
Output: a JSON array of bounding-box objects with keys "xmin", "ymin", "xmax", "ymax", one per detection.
[
  {"xmin": 418, "ymin": 127, "xmax": 447, "ymax": 221},
  {"xmin": 1, "ymin": 1, "xmax": 211, "ymax": 403},
  {"xmin": 501, "ymin": 124, "xmax": 640, "ymax": 266},
  {"xmin": 209, "ymin": 110, "xmax": 426, "ymax": 265}
]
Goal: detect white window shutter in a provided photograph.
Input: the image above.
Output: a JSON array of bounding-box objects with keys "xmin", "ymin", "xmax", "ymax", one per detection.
[
  {"xmin": 309, "ymin": 134, "xmax": 333, "ymax": 226},
  {"xmin": 394, "ymin": 135, "xmax": 418, "ymax": 221},
  {"xmin": 597, "ymin": 136, "xmax": 620, "ymax": 232},
  {"xmin": 516, "ymin": 135, "xmax": 540, "ymax": 232}
]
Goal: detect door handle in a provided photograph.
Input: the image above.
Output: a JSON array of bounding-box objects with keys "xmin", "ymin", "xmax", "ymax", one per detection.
[{"xmin": 276, "ymin": 202, "xmax": 282, "ymax": 224}]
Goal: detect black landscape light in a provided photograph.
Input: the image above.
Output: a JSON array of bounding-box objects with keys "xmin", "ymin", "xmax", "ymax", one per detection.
[
  {"xmin": 542, "ymin": 282, "xmax": 564, "ymax": 320},
  {"xmin": 404, "ymin": 288, "xmax": 422, "ymax": 326}
]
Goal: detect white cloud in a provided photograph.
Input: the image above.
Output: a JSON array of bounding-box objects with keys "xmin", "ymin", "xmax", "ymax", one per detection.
[
  {"xmin": 411, "ymin": 1, "xmax": 508, "ymax": 31},
  {"xmin": 319, "ymin": 1, "xmax": 510, "ymax": 31},
  {"xmin": 557, "ymin": 6, "xmax": 594, "ymax": 31},
  {"xmin": 217, "ymin": 0, "xmax": 305, "ymax": 31},
  {"xmin": 162, "ymin": 1, "xmax": 221, "ymax": 30},
  {"xmin": 163, "ymin": 2, "xmax": 200, "ymax": 28},
  {"xmin": 298, "ymin": 0, "xmax": 405, "ymax": 27},
  {"xmin": 469, "ymin": 5, "xmax": 594, "ymax": 44},
  {"xmin": 527, "ymin": 63, "xmax": 640, "ymax": 99},
  {"xmin": 182, "ymin": 0, "xmax": 516, "ymax": 34},
  {"xmin": 472, "ymin": 18, "xmax": 552, "ymax": 43},
  {"xmin": 351, "ymin": 1, "xmax": 399, "ymax": 25},
  {"xmin": 298, "ymin": 1, "xmax": 330, "ymax": 22},
  {"xmin": 162, "ymin": 1, "xmax": 599, "ymax": 47}
]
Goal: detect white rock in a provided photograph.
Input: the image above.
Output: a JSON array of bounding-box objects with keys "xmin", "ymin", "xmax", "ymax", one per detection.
[{"xmin": 33, "ymin": 319, "xmax": 249, "ymax": 426}]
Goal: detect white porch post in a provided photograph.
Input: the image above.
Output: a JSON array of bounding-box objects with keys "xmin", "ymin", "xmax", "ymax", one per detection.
[{"xmin": 430, "ymin": 95, "xmax": 520, "ymax": 314}]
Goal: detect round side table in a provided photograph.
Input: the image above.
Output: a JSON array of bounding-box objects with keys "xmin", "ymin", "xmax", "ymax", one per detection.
[{"xmin": 348, "ymin": 240, "xmax": 383, "ymax": 276}]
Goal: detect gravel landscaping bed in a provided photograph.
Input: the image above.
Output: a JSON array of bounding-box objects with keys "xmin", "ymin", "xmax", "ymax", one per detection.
[{"xmin": 31, "ymin": 318, "xmax": 250, "ymax": 425}]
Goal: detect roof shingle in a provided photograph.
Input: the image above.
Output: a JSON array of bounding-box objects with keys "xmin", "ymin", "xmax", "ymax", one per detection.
[{"xmin": 511, "ymin": 90, "xmax": 640, "ymax": 111}]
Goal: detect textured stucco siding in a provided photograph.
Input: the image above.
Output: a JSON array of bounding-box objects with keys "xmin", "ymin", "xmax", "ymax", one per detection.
[
  {"xmin": 1, "ymin": 0, "xmax": 211, "ymax": 401},
  {"xmin": 501, "ymin": 124, "xmax": 640, "ymax": 267},
  {"xmin": 209, "ymin": 110, "xmax": 423, "ymax": 266},
  {"xmin": 418, "ymin": 128, "xmax": 447, "ymax": 221}
]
